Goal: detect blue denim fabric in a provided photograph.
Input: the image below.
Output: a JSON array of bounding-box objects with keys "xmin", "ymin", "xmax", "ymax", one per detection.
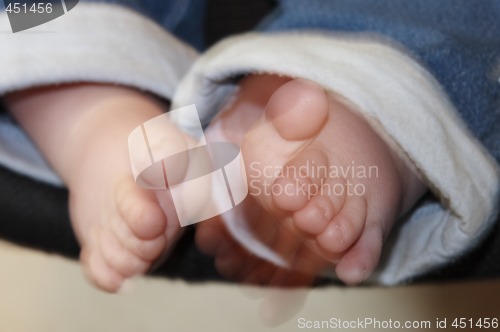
[
  {"xmin": 258, "ymin": 0, "xmax": 500, "ymax": 163},
  {"xmin": 2, "ymin": 1, "xmax": 498, "ymax": 161}
]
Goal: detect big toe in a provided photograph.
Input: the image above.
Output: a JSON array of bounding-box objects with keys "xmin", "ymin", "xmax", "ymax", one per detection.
[
  {"xmin": 241, "ymin": 79, "xmax": 330, "ymax": 210},
  {"xmin": 266, "ymin": 79, "xmax": 329, "ymax": 142},
  {"xmin": 115, "ymin": 179, "xmax": 167, "ymax": 240}
]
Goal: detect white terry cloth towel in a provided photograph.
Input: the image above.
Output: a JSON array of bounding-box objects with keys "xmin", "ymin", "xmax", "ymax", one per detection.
[
  {"xmin": 172, "ymin": 32, "xmax": 500, "ymax": 285},
  {"xmin": 0, "ymin": 3, "xmax": 198, "ymax": 186}
]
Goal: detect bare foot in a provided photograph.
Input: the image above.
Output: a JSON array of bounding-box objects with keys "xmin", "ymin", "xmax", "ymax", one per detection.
[
  {"xmin": 7, "ymin": 85, "xmax": 186, "ymax": 292},
  {"xmin": 197, "ymin": 75, "xmax": 427, "ymax": 285}
]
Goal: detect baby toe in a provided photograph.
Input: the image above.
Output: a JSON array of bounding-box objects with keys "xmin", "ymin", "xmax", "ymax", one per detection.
[
  {"xmin": 293, "ymin": 193, "xmax": 335, "ymax": 235},
  {"xmin": 115, "ymin": 179, "xmax": 166, "ymax": 240},
  {"xmin": 317, "ymin": 195, "xmax": 367, "ymax": 254},
  {"xmin": 80, "ymin": 247, "xmax": 125, "ymax": 293},
  {"xmin": 266, "ymin": 79, "xmax": 329, "ymax": 142},
  {"xmin": 335, "ymin": 221, "xmax": 384, "ymax": 285},
  {"xmin": 272, "ymin": 148, "xmax": 329, "ymax": 213},
  {"xmin": 110, "ymin": 214, "xmax": 167, "ymax": 262},
  {"xmin": 99, "ymin": 229, "xmax": 149, "ymax": 278}
]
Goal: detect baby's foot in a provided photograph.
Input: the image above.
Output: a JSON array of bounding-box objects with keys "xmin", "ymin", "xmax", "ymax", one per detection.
[
  {"xmin": 197, "ymin": 196, "xmax": 326, "ymax": 287},
  {"xmin": 200, "ymin": 76, "xmax": 427, "ymax": 285},
  {"xmin": 67, "ymin": 93, "xmax": 184, "ymax": 292},
  {"xmin": 7, "ymin": 84, "xmax": 186, "ymax": 292},
  {"xmin": 243, "ymin": 78, "xmax": 427, "ymax": 284}
]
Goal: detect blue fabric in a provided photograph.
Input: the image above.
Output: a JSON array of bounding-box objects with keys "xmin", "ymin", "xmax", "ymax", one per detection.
[
  {"xmin": 2, "ymin": 0, "xmax": 498, "ymax": 160},
  {"xmin": 87, "ymin": 0, "xmax": 206, "ymax": 50},
  {"xmin": 85, "ymin": 0, "xmax": 207, "ymax": 50},
  {"xmin": 0, "ymin": 0, "xmax": 207, "ymax": 50},
  {"xmin": 257, "ymin": 0, "xmax": 500, "ymax": 164}
]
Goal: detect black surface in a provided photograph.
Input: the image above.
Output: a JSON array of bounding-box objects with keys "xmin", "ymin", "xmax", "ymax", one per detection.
[
  {"xmin": 204, "ymin": 0, "xmax": 275, "ymax": 47},
  {"xmin": 0, "ymin": 164, "xmax": 79, "ymax": 257},
  {"xmin": 0, "ymin": 162, "xmax": 224, "ymax": 281}
]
